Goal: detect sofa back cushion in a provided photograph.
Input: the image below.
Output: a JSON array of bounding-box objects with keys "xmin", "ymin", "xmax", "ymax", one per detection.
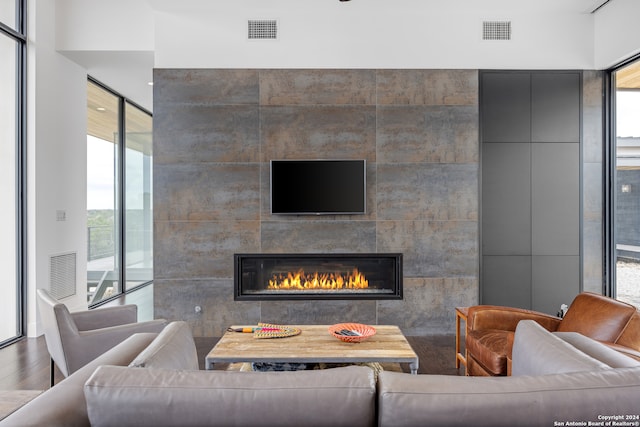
[
  {"xmin": 128, "ymin": 321, "xmax": 199, "ymax": 370},
  {"xmin": 512, "ymin": 320, "xmax": 611, "ymax": 376},
  {"xmin": 553, "ymin": 332, "xmax": 640, "ymax": 369},
  {"xmin": 556, "ymin": 292, "xmax": 636, "ymax": 342},
  {"xmin": 377, "ymin": 367, "xmax": 640, "ymax": 427},
  {"xmin": 84, "ymin": 365, "xmax": 376, "ymax": 427}
]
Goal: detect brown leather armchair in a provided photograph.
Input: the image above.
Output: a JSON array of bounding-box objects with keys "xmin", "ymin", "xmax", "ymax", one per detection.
[{"xmin": 465, "ymin": 292, "xmax": 640, "ymax": 376}]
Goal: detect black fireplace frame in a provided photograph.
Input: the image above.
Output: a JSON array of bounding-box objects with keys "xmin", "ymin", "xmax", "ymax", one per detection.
[{"xmin": 234, "ymin": 253, "xmax": 403, "ymax": 301}]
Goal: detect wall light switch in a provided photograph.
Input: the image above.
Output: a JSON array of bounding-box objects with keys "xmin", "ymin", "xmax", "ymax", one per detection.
[{"xmin": 56, "ymin": 210, "xmax": 66, "ymax": 221}]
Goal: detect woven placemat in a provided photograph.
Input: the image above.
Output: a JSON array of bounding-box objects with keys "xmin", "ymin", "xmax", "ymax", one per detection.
[{"xmin": 253, "ymin": 322, "xmax": 301, "ymax": 339}]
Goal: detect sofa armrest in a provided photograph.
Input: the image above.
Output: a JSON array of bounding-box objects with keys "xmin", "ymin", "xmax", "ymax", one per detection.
[
  {"xmin": 467, "ymin": 305, "xmax": 561, "ymax": 332},
  {"xmin": 0, "ymin": 333, "xmax": 159, "ymax": 427},
  {"xmin": 71, "ymin": 305, "xmax": 138, "ymax": 331},
  {"xmin": 377, "ymin": 367, "xmax": 640, "ymax": 427}
]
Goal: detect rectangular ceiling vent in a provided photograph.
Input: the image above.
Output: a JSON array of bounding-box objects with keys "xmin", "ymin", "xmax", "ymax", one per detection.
[
  {"xmin": 248, "ymin": 20, "xmax": 278, "ymax": 40},
  {"xmin": 483, "ymin": 21, "xmax": 512, "ymax": 41},
  {"xmin": 49, "ymin": 252, "xmax": 76, "ymax": 300}
]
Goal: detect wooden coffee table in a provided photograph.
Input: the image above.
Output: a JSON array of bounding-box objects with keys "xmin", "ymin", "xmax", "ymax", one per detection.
[{"xmin": 205, "ymin": 324, "xmax": 419, "ymax": 374}]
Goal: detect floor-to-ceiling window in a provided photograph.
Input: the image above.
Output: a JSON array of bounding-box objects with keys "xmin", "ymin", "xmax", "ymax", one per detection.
[
  {"xmin": 612, "ymin": 57, "xmax": 640, "ymax": 308},
  {"xmin": 87, "ymin": 79, "xmax": 152, "ymax": 306},
  {"xmin": 124, "ymin": 102, "xmax": 153, "ymax": 290},
  {"xmin": 0, "ymin": 0, "xmax": 25, "ymax": 346}
]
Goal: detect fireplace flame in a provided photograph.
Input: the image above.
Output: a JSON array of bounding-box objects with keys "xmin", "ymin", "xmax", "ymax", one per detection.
[{"xmin": 268, "ymin": 268, "xmax": 369, "ymax": 290}]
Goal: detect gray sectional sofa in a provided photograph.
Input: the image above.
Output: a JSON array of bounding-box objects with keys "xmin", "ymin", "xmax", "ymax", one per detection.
[{"xmin": 2, "ymin": 320, "xmax": 640, "ymax": 427}]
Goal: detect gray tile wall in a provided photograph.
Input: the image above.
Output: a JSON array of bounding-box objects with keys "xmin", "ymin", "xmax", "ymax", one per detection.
[
  {"xmin": 582, "ymin": 70, "xmax": 604, "ymax": 293},
  {"xmin": 153, "ymin": 68, "xmax": 507, "ymax": 336}
]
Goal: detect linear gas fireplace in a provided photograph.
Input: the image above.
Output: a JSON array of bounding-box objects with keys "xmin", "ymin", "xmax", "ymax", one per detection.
[{"xmin": 234, "ymin": 253, "xmax": 402, "ymax": 300}]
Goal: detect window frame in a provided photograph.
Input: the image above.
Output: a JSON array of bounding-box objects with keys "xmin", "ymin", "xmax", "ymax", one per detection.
[
  {"xmin": 87, "ymin": 77, "xmax": 153, "ymax": 308},
  {"xmin": 605, "ymin": 53, "xmax": 640, "ymax": 300},
  {"xmin": 0, "ymin": 0, "xmax": 27, "ymax": 348}
]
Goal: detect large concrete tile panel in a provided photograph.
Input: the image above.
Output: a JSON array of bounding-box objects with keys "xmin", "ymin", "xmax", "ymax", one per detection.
[
  {"xmin": 154, "ymin": 220, "xmax": 260, "ymax": 279},
  {"xmin": 378, "ymin": 277, "xmax": 477, "ymax": 335},
  {"xmin": 154, "ymin": 163, "xmax": 260, "ymax": 221},
  {"xmin": 260, "ymin": 162, "xmax": 377, "ymax": 220},
  {"xmin": 582, "ymin": 71, "xmax": 603, "ymax": 164},
  {"xmin": 377, "ymin": 220, "xmax": 478, "ymax": 278},
  {"xmin": 482, "ymin": 143, "xmax": 531, "ymax": 255},
  {"xmin": 583, "ymin": 220, "xmax": 603, "ymax": 293},
  {"xmin": 260, "ymin": 300, "xmax": 377, "ymax": 326},
  {"xmin": 531, "ymin": 143, "xmax": 580, "ymax": 255},
  {"xmin": 260, "ymin": 105, "xmax": 376, "ymax": 161},
  {"xmin": 482, "ymin": 256, "xmax": 532, "ymax": 309},
  {"xmin": 583, "ymin": 105, "xmax": 604, "ymax": 164},
  {"xmin": 261, "ymin": 221, "xmax": 377, "ymax": 253},
  {"xmin": 532, "ymin": 256, "xmax": 580, "ymax": 316},
  {"xmin": 582, "ymin": 70, "xmax": 604, "ymax": 108},
  {"xmin": 583, "ymin": 162, "xmax": 603, "ymax": 222},
  {"xmin": 377, "ymin": 70, "xmax": 478, "ymax": 106},
  {"xmin": 153, "ymin": 69, "xmax": 259, "ymax": 105},
  {"xmin": 377, "ymin": 105, "xmax": 478, "ymax": 164},
  {"xmin": 154, "ymin": 279, "xmax": 261, "ymax": 337},
  {"xmin": 377, "ymin": 164, "xmax": 478, "ymax": 221},
  {"xmin": 154, "ymin": 104, "xmax": 259, "ymax": 164},
  {"xmin": 259, "ymin": 69, "xmax": 376, "ymax": 105}
]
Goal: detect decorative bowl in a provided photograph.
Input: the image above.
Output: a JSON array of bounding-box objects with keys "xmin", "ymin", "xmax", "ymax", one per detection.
[{"xmin": 328, "ymin": 323, "xmax": 376, "ymax": 343}]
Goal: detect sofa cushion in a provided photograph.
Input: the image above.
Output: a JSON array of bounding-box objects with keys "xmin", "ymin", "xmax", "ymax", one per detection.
[
  {"xmin": 84, "ymin": 365, "xmax": 376, "ymax": 427},
  {"xmin": 128, "ymin": 321, "xmax": 199, "ymax": 370},
  {"xmin": 554, "ymin": 332, "xmax": 640, "ymax": 368},
  {"xmin": 377, "ymin": 367, "xmax": 640, "ymax": 427},
  {"xmin": 512, "ymin": 320, "xmax": 611, "ymax": 376},
  {"xmin": 466, "ymin": 329, "xmax": 514, "ymax": 375}
]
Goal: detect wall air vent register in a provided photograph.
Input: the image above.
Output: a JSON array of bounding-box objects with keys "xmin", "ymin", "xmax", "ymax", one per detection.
[
  {"xmin": 248, "ymin": 20, "xmax": 278, "ymax": 40},
  {"xmin": 483, "ymin": 21, "xmax": 512, "ymax": 40}
]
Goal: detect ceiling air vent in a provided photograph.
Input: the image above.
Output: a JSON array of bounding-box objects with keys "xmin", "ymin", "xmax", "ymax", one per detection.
[
  {"xmin": 483, "ymin": 21, "xmax": 512, "ymax": 41},
  {"xmin": 248, "ymin": 20, "xmax": 278, "ymax": 40}
]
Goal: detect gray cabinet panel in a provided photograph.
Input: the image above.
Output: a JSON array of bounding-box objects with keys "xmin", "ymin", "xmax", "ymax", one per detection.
[
  {"xmin": 531, "ymin": 73, "xmax": 580, "ymax": 143},
  {"xmin": 482, "ymin": 143, "xmax": 531, "ymax": 255},
  {"xmin": 532, "ymin": 143, "xmax": 580, "ymax": 255},
  {"xmin": 482, "ymin": 256, "xmax": 532, "ymax": 309},
  {"xmin": 532, "ymin": 256, "xmax": 580, "ymax": 315},
  {"xmin": 481, "ymin": 73, "xmax": 531, "ymax": 143}
]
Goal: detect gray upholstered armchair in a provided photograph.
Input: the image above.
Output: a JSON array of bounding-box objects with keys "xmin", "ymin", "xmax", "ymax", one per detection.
[{"xmin": 36, "ymin": 288, "xmax": 167, "ymax": 386}]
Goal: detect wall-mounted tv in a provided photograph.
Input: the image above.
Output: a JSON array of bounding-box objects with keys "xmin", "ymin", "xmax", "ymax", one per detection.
[{"xmin": 270, "ymin": 160, "xmax": 366, "ymax": 215}]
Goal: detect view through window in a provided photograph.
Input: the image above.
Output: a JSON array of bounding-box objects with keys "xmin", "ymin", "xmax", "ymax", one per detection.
[
  {"xmin": 615, "ymin": 59, "xmax": 640, "ymax": 308},
  {"xmin": 87, "ymin": 80, "xmax": 152, "ymax": 305}
]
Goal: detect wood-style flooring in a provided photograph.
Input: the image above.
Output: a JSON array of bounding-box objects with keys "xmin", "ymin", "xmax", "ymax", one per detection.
[{"xmin": 0, "ymin": 285, "xmax": 463, "ymax": 391}]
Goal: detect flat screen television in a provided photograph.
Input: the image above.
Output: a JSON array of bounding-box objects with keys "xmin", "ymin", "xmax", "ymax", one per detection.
[{"xmin": 270, "ymin": 160, "xmax": 366, "ymax": 215}]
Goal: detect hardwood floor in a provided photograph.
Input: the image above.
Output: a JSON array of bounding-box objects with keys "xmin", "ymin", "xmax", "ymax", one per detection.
[{"xmin": 0, "ymin": 285, "xmax": 464, "ymax": 391}]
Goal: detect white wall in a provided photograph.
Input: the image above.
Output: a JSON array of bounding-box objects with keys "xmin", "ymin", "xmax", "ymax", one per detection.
[
  {"xmin": 153, "ymin": 0, "xmax": 595, "ymax": 69},
  {"xmin": 55, "ymin": 0, "xmax": 155, "ymax": 111},
  {"xmin": 594, "ymin": 0, "xmax": 640, "ymax": 68},
  {"xmin": 27, "ymin": 0, "xmax": 88, "ymax": 336}
]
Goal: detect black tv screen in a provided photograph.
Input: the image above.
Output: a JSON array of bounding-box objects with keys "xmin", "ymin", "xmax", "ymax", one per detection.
[{"xmin": 271, "ymin": 160, "xmax": 366, "ymax": 215}]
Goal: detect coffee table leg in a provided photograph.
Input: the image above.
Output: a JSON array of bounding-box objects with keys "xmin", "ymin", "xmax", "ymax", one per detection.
[{"xmin": 410, "ymin": 359, "xmax": 419, "ymax": 375}]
